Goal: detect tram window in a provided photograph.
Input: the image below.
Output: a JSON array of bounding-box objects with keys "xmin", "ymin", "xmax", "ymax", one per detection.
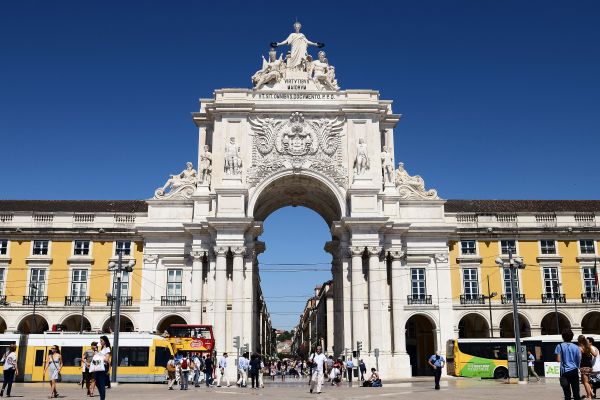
[
  {"xmin": 118, "ymin": 347, "xmax": 149, "ymax": 367},
  {"xmin": 154, "ymin": 346, "xmax": 170, "ymax": 368},
  {"xmin": 61, "ymin": 346, "xmax": 83, "ymax": 367},
  {"xmin": 35, "ymin": 349, "xmax": 45, "ymax": 366},
  {"xmin": 458, "ymin": 342, "xmax": 508, "ymax": 360}
]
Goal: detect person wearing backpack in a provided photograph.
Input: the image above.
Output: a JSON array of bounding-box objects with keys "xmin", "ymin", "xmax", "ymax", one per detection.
[
  {"xmin": 179, "ymin": 353, "xmax": 190, "ymax": 390},
  {"xmin": 555, "ymin": 328, "xmax": 581, "ymax": 400},
  {"xmin": 427, "ymin": 350, "xmax": 445, "ymax": 390},
  {"xmin": 166, "ymin": 355, "xmax": 176, "ymax": 390}
]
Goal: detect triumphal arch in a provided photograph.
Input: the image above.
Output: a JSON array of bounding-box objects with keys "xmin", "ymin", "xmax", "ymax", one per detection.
[{"xmin": 141, "ymin": 22, "xmax": 452, "ymax": 378}]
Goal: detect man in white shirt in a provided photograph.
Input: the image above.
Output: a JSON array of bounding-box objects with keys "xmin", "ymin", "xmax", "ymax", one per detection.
[
  {"xmin": 216, "ymin": 353, "xmax": 231, "ymax": 387},
  {"xmin": 309, "ymin": 346, "xmax": 327, "ymax": 394},
  {"xmin": 237, "ymin": 352, "xmax": 248, "ymax": 387}
]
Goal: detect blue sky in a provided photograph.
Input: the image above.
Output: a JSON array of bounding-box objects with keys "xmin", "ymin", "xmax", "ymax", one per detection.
[{"xmin": 1, "ymin": 1, "xmax": 599, "ymax": 329}]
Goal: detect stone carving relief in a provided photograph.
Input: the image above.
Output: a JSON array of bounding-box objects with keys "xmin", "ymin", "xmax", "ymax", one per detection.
[
  {"xmin": 224, "ymin": 137, "xmax": 242, "ymax": 175},
  {"xmin": 247, "ymin": 112, "xmax": 347, "ymax": 187},
  {"xmin": 353, "ymin": 138, "xmax": 370, "ymax": 177},
  {"xmin": 381, "ymin": 146, "xmax": 394, "ymax": 184},
  {"xmin": 394, "ymin": 162, "xmax": 440, "ymax": 200},
  {"xmin": 199, "ymin": 145, "xmax": 212, "ymax": 186},
  {"xmin": 154, "ymin": 162, "xmax": 198, "ymax": 200}
]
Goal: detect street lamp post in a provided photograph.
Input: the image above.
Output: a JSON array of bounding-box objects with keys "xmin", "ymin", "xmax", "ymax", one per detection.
[
  {"xmin": 80, "ymin": 300, "xmax": 86, "ymax": 334},
  {"xmin": 108, "ymin": 250, "xmax": 135, "ymax": 383},
  {"xmin": 553, "ymin": 281, "xmax": 562, "ymax": 335},
  {"xmin": 29, "ymin": 283, "xmax": 38, "ymax": 334},
  {"xmin": 106, "ymin": 293, "xmax": 114, "ymax": 333},
  {"xmin": 483, "ymin": 275, "xmax": 497, "ymax": 338},
  {"xmin": 496, "ymin": 250, "xmax": 525, "ymax": 382}
]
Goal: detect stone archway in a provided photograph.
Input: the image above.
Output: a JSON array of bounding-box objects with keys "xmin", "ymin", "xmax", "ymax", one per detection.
[
  {"xmin": 499, "ymin": 313, "xmax": 531, "ymax": 338},
  {"xmin": 0, "ymin": 316, "xmax": 6, "ymax": 334},
  {"xmin": 582, "ymin": 312, "xmax": 600, "ymax": 334},
  {"xmin": 102, "ymin": 315, "xmax": 135, "ymax": 333},
  {"xmin": 157, "ymin": 315, "xmax": 187, "ymax": 334},
  {"xmin": 17, "ymin": 314, "xmax": 49, "ymax": 334},
  {"xmin": 540, "ymin": 312, "xmax": 571, "ymax": 335},
  {"xmin": 405, "ymin": 314, "xmax": 436, "ymax": 376},
  {"xmin": 61, "ymin": 314, "xmax": 91, "ymax": 332},
  {"xmin": 458, "ymin": 313, "xmax": 490, "ymax": 338}
]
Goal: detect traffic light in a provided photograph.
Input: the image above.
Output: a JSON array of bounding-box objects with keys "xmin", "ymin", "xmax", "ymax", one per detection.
[
  {"xmin": 233, "ymin": 335, "xmax": 240, "ymax": 348},
  {"xmin": 357, "ymin": 341, "xmax": 362, "ymax": 352},
  {"xmin": 242, "ymin": 343, "xmax": 249, "ymax": 353}
]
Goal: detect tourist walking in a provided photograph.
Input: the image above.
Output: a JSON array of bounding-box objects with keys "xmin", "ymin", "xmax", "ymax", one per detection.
[
  {"xmin": 216, "ymin": 352, "xmax": 230, "ymax": 387},
  {"xmin": 259, "ymin": 355, "xmax": 265, "ymax": 388},
  {"xmin": 89, "ymin": 342, "xmax": 107, "ymax": 400},
  {"xmin": 526, "ymin": 350, "xmax": 540, "ymax": 382},
  {"xmin": 237, "ymin": 352, "xmax": 249, "ymax": 387},
  {"xmin": 556, "ymin": 328, "xmax": 581, "ymax": 400},
  {"xmin": 43, "ymin": 345, "xmax": 62, "ymax": 399},
  {"xmin": 192, "ymin": 353, "xmax": 202, "ymax": 387},
  {"xmin": 345, "ymin": 357, "xmax": 354, "ymax": 382},
  {"xmin": 81, "ymin": 341, "xmax": 96, "ymax": 396},
  {"xmin": 359, "ymin": 359, "xmax": 366, "ymax": 381},
  {"xmin": 309, "ymin": 345, "xmax": 327, "ymax": 394},
  {"xmin": 99, "ymin": 335, "xmax": 111, "ymax": 389},
  {"xmin": 204, "ymin": 354, "xmax": 214, "ymax": 387},
  {"xmin": 166, "ymin": 355, "xmax": 176, "ymax": 390},
  {"xmin": 428, "ymin": 350, "xmax": 445, "ymax": 390},
  {"xmin": 179, "ymin": 353, "xmax": 190, "ymax": 390},
  {"xmin": 589, "ymin": 337, "xmax": 600, "ymax": 398},
  {"xmin": 249, "ymin": 353, "xmax": 261, "ymax": 389},
  {"xmin": 0, "ymin": 344, "xmax": 18, "ymax": 397},
  {"xmin": 579, "ymin": 335, "xmax": 596, "ymax": 400}
]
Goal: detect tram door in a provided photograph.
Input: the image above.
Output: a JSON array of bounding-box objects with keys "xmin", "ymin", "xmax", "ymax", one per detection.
[{"xmin": 30, "ymin": 346, "xmax": 50, "ymax": 381}]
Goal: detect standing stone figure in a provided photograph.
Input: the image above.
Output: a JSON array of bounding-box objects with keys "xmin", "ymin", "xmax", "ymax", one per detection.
[
  {"xmin": 252, "ymin": 48, "xmax": 284, "ymax": 88},
  {"xmin": 354, "ymin": 138, "xmax": 370, "ymax": 176},
  {"xmin": 381, "ymin": 146, "xmax": 394, "ymax": 184},
  {"xmin": 199, "ymin": 145, "xmax": 213, "ymax": 185},
  {"xmin": 271, "ymin": 22, "xmax": 324, "ymax": 70},
  {"xmin": 154, "ymin": 162, "xmax": 197, "ymax": 199},
  {"xmin": 224, "ymin": 137, "xmax": 242, "ymax": 175}
]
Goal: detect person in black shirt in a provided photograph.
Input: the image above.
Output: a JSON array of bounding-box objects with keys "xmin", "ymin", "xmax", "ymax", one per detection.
[{"xmin": 204, "ymin": 354, "xmax": 214, "ymax": 387}]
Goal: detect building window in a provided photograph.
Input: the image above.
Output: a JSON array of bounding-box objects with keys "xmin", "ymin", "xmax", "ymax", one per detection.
[
  {"xmin": 112, "ymin": 271, "xmax": 130, "ymax": 296},
  {"xmin": 580, "ymin": 240, "xmax": 596, "ymax": 255},
  {"xmin": 71, "ymin": 269, "xmax": 88, "ymax": 297},
  {"xmin": 0, "ymin": 268, "xmax": 4, "ymax": 295},
  {"xmin": 0, "ymin": 240, "xmax": 7, "ymax": 255},
  {"xmin": 463, "ymin": 268, "xmax": 479, "ymax": 298},
  {"xmin": 543, "ymin": 267, "xmax": 560, "ymax": 295},
  {"xmin": 460, "ymin": 240, "xmax": 476, "ymax": 255},
  {"xmin": 540, "ymin": 240, "xmax": 556, "ymax": 255},
  {"xmin": 411, "ymin": 268, "xmax": 426, "ymax": 298},
  {"xmin": 115, "ymin": 241, "xmax": 131, "ymax": 256},
  {"xmin": 32, "ymin": 240, "xmax": 49, "ymax": 255},
  {"xmin": 167, "ymin": 269, "xmax": 182, "ymax": 296},
  {"xmin": 582, "ymin": 267, "xmax": 598, "ymax": 296},
  {"xmin": 74, "ymin": 240, "xmax": 90, "ymax": 256},
  {"xmin": 500, "ymin": 240, "xmax": 517, "ymax": 255},
  {"xmin": 29, "ymin": 269, "xmax": 46, "ymax": 296},
  {"xmin": 503, "ymin": 267, "xmax": 520, "ymax": 296}
]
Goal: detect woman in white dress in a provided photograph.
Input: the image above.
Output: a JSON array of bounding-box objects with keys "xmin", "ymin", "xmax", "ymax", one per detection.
[{"xmin": 43, "ymin": 345, "xmax": 62, "ymax": 398}]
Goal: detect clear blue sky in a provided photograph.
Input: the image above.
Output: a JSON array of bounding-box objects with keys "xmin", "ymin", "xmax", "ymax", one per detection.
[{"xmin": 1, "ymin": 1, "xmax": 599, "ymax": 329}]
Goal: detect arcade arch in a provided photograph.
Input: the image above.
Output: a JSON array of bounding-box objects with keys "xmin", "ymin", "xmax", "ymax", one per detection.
[
  {"xmin": 499, "ymin": 313, "xmax": 531, "ymax": 338},
  {"xmin": 17, "ymin": 314, "xmax": 49, "ymax": 334},
  {"xmin": 540, "ymin": 312, "xmax": 571, "ymax": 335},
  {"xmin": 582, "ymin": 312, "xmax": 600, "ymax": 334},
  {"xmin": 405, "ymin": 314, "xmax": 437, "ymax": 376},
  {"xmin": 458, "ymin": 313, "xmax": 490, "ymax": 338},
  {"xmin": 157, "ymin": 315, "xmax": 187, "ymax": 334},
  {"xmin": 102, "ymin": 315, "xmax": 135, "ymax": 333},
  {"xmin": 61, "ymin": 315, "xmax": 91, "ymax": 332}
]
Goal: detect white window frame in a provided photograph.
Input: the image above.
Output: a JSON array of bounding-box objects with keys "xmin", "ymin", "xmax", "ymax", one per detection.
[
  {"xmin": 462, "ymin": 267, "xmax": 480, "ymax": 299},
  {"xmin": 499, "ymin": 239, "xmax": 518, "ymax": 255},
  {"xmin": 0, "ymin": 240, "xmax": 8, "ymax": 256},
  {"xmin": 542, "ymin": 266, "xmax": 561, "ymax": 296},
  {"xmin": 111, "ymin": 270, "xmax": 131, "ymax": 297},
  {"xmin": 31, "ymin": 240, "xmax": 51, "ymax": 256},
  {"xmin": 114, "ymin": 240, "xmax": 132, "ymax": 256},
  {"xmin": 0, "ymin": 268, "xmax": 5, "ymax": 295},
  {"xmin": 579, "ymin": 239, "xmax": 596, "ymax": 256},
  {"xmin": 73, "ymin": 240, "xmax": 91, "ymax": 256},
  {"xmin": 581, "ymin": 265, "xmax": 598, "ymax": 297},
  {"xmin": 460, "ymin": 240, "xmax": 477, "ymax": 256},
  {"xmin": 410, "ymin": 268, "xmax": 427, "ymax": 298},
  {"xmin": 28, "ymin": 268, "xmax": 47, "ymax": 297},
  {"xmin": 539, "ymin": 240, "xmax": 557, "ymax": 255},
  {"xmin": 69, "ymin": 268, "xmax": 89, "ymax": 298},
  {"xmin": 503, "ymin": 267, "xmax": 521, "ymax": 297}
]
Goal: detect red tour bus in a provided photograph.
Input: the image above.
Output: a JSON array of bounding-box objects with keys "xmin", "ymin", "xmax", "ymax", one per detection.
[{"xmin": 166, "ymin": 324, "xmax": 215, "ymax": 354}]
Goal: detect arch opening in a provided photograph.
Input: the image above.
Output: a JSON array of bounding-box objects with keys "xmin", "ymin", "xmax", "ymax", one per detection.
[
  {"xmin": 458, "ymin": 313, "xmax": 490, "ymax": 338},
  {"xmin": 582, "ymin": 312, "xmax": 600, "ymax": 335},
  {"xmin": 17, "ymin": 314, "xmax": 49, "ymax": 334},
  {"xmin": 0, "ymin": 316, "xmax": 6, "ymax": 334},
  {"xmin": 405, "ymin": 314, "xmax": 436, "ymax": 376},
  {"xmin": 157, "ymin": 315, "xmax": 187, "ymax": 334},
  {"xmin": 540, "ymin": 312, "xmax": 571, "ymax": 335},
  {"xmin": 102, "ymin": 315, "xmax": 135, "ymax": 333},
  {"xmin": 61, "ymin": 314, "xmax": 92, "ymax": 332},
  {"xmin": 499, "ymin": 313, "xmax": 531, "ymax": 338}
]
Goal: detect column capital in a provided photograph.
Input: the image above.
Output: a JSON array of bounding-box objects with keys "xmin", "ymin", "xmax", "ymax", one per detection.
[
  {"xmin": 213, "ymin": 246, "xmax": 228, "ymax": 256},
  {"xmin": 434, "ymin": 253, "xmax": 448, "ymax": 263},
  {"xmin": 189, "ymin": 250, "xmax": 206, "ymax": 261},
  {"xmin": 232, "ymin": 246, "xmax": 246, "ymax": 257},
  {"xmin": 348, "ymin": 246, "xmax": 365, "ymax": 257},
  {"xmin": 367, "ymin": 246, "xmax": 383, "ymax": 257},
  {"xmin": 388, "ymin": 249, "xmax": 405, "ymax": 261},
  {"xmin": 143, "ymin": 253, "xmax": 159, "ymax": 264}
]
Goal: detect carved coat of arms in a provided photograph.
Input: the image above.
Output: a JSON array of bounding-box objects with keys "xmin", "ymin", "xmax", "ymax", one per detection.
[{"xmin": 247, "ymin": 112, "xmax": 347, "ymax": 187}]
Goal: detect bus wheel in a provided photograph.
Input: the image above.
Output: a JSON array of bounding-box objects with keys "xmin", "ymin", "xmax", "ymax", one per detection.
[{"xmin": 493, "ymin": 367, "xmax": 508, "ymax": 380}]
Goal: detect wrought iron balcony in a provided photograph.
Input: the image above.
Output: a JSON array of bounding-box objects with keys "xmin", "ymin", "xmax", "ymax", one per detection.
[
  {"xmin": 582, "ymin": 292, "xmax": 600, "ymax": 303},
  {"xmin": 500, "ymin": 293, "xmax": 526, "ymax": 304},
  {"xmin": 460, "ymin": 294, "xmax": 486, "ymax": 305},
  {"xmin": 64, "ymin": 296, "xmax": 90, "ymax": 306},
  {"xmin": 22, "ymin": 295, "xmax": 48, "ymax": 305},
  {"xmin": 106, "ymin": 296, "xmax": 133, "ymax": 306},
  {"xmin": 542, "ymin": 293, "xmax": 566, "ymax": 303},
  {"xmin": 407, "ymin": 294, "xmax": 432, "ymax": 305},
  {"xmin": 0, "ymin": 295, "xmax": 6, "ymax": 305},
  {"xmin": 161, "ymin": 295, "xmax": 187, "ymax": 306}
]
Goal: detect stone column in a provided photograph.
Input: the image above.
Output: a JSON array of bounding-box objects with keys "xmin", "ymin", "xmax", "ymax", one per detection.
[
  {"xmin": 231, "ymin": 246, "xmax": 245, "ymax": 351},
  {"xmin": 368, "ymin": 246, "xmax": 382, "ymax": 351},
  {"xmin": 350, "ymin": 246, "xmax": 365, "ymax": 349},
  {"xmin": 213, "ymin": 246, "xmax": 228, "ymax": 355},
  {"xmin": 389, "ymin": 250, "xmax": 406, "ymax": 354},
  {"xmin": 341, "ymin": 246, "xmax": 352, "ymax": 353},
  {"xmin": 242, "ymin": 248, "xmax": 255, "ymax": 352},
  {"xmin": 189, "ymin": 250, "xmax": 205, "ymax": 325}
]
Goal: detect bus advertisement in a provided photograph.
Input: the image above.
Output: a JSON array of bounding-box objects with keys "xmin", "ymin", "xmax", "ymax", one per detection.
[{"xmin": 165, "ymin": 324, "xmax": 215, "ymax": 355}]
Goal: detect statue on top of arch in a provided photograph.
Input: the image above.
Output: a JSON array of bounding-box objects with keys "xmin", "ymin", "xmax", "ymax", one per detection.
[{"xmin": 252, "ymin": 21, "xmax": 339, "ymax": 91}]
